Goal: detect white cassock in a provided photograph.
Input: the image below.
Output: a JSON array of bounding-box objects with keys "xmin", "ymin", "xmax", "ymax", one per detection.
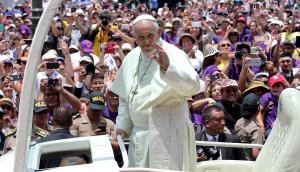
[{"xmin": 110, "ymin": 40, "xmax": 203, "ymax": 171}]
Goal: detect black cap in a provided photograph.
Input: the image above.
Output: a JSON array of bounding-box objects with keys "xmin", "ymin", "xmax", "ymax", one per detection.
[
  {"xmin": 241, "ymin": 93, "xmax": 260, "ymax": 118},
  {"xmin": 33, "ymin": 100, "xmax": 48, "ymax": 113},
  {"xmin": 89, "ymin": 91, "xmax": 105, "ymax": 110}
]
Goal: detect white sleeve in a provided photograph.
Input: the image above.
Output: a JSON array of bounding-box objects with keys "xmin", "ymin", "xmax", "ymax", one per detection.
[{"xmin": 116, "ymin": 97, "xmax": 133, "ymax": 135}]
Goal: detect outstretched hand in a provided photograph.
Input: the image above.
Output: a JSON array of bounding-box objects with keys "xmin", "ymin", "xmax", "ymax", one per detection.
[{"xmin": 149, "ymin": 43, "xmax": 170, "ymax": 71}]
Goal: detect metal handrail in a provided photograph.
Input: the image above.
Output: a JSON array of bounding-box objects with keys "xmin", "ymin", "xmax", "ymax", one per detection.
[
  {"xmin": 117, "ymin": 135, "xmax": 129, "ymax": 168},
  {"xmin": 196, "ymin": 141, "xmax": 263, "ymax": 149}
]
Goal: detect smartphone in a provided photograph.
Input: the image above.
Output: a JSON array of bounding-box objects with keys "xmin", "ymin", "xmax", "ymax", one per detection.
[
  {"xmin": 71, "ymin": 8, "xmax": 76, "ymax": 13},
  {"xmin": 98, "ymin": 123, "xmax": 106, "ymax": 132},
  {"xmin": 16, "ymin": 59, "xmax": 22, "ymax": 65},
  {"xmin": 10, "ymin": 74, "xmax": 22, "ymax": 81},
  {"xmin": 46, "ymin": 62, "xmax": 60, "ymax": 69},
  {"xmin": 192, "ymin": 21, "xmax": 201, "ymax": 28},
  {"xmin": 121, "ymin": 24, "xmax": 129, "ymax": 30},
  {"xmin": 250, "ymin": 47, "xmax": 259, "ymax": 54},
  {"xmin": 24, "ymin": 39, "xmax": 32, "ymax": 45},
  {"xmin": 296, "ymin": 36, "xmax": 300, "ymax": 48},
  {"xmin": 249, "ymin": 58, "xmax": 262, "ymax": 67}
]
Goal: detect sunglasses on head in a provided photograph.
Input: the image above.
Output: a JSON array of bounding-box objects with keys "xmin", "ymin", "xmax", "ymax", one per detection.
[{"xmin": 1, "ymin": 105, "xmax": 13, "ymax": 110}]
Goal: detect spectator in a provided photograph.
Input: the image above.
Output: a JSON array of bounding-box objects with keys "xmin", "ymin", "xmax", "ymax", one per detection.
[
  {"xmin": 32, "ymin": 100, "xmax": 52, "ymax": 141},
  {"xmin": 195, "ymin": 104, "xmax": 244, "ymax": 161},
  {"xmin": 178, "ymin": 33, "xmax": 204, "ymax": 73},
  {"xmin": 103, "ymin": 86, "xmax": 119, "ymax": 123},
  {"xmin": 258, "ymin": 74, "xmax": 287, "ymax": 138},
  {"xmin": 37, "ymin": 106, "xmax": 74, "ymax": 143},
  {"xmin": 235, "ymin": 93, "xmax": 264, "ymax": 160},
  {"xmin": 71, "ymin": 91, "xmax": 115, "ymax": 137},
  {"xmin": 219, "ymin": 79, "xmax": 241, "ymax": 133},
  {"xmin": 0, "ymin": 107, "xmax": 5, "ymax": 152}
]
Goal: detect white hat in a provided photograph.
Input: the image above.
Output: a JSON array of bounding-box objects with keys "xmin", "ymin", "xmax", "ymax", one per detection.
[
  {"xmin": 80, "ymin": 56, "xmax": 93, "ymax": 63},
  {"xmin": 76, "ymin": 9, "xmax": 84, "ymax": 16},
  {"xmin": 270, "ymin": 19, "xmax": 283, "ymax": 26},
  {"xmin": 69, "ymin": 45, "xmax": 79, "ymax": 51},
  {"xmin": 42, "ymin": 50, "xmax": 57, "ymax": 60},
  {"xmin": 132, "ymin": 14, "xmax": 157, "ymax": 26},
  {"xmin": 121, "ymin": 43, "xmax": 132, "ymax": 50},
  {"xmin": 203, "ymin": 47, "xmax": 219, "ymax": 58}
]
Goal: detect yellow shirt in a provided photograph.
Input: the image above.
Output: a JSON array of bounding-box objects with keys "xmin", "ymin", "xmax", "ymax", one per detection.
[
  {"xmin": 218, "ymin": 58, "xmax": 229, "ymax": 70},
  {"xmin": 92, "ymin": 25, "xmax": 118, "ymax": 57}
]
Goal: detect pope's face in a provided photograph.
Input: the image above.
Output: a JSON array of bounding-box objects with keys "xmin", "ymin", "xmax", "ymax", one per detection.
[{"xmin": 133, "ymin": 20, "xmax": 159, "ymax": 56}]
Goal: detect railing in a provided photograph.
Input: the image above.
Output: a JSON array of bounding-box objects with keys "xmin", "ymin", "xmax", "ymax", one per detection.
[
  {"xmin": 196, "ymin": 141, "xmax": 263, "ymax": 149},
  {"xmin": 123, "ymin": 140, "xmax": 263, "ymax": 149}
]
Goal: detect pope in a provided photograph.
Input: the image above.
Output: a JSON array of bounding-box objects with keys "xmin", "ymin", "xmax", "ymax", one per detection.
[{"xmin": 111, "ymin": 14, "xmax": 204, "ymax": 171}]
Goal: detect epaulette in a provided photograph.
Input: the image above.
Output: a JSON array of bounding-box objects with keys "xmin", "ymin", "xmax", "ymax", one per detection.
[
  {"xmin": 4, "ymin": 128, "xmax": 17, "ymax": 137},
  {"xmin": 72, "ymin": 113, "xmax": 81, "ymax": 120},
  {"xmin": 35, "ymin": 127, "xmax": 49, "ymax": 137}
]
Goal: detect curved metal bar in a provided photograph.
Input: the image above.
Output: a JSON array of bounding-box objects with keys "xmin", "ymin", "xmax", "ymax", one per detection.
[{"xmin": 13, "ymin": 1, "xmax": 64, "ymax": 172}]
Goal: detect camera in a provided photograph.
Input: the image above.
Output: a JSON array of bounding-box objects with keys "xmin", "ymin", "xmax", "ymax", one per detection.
[
  {"xmin": 235, "ymin": 51, "xmax": 245, "ymax": 59},
  {"xmin": 47, "ymin": 78, "xmax": 57, "ymax": 87},
  {"xmin": 197, "ymin": 146, "xmax": 220, "ymax": 161},
  {"xmin": 85, "ymin": 63, "xmax": 95, "ymax": 75}
]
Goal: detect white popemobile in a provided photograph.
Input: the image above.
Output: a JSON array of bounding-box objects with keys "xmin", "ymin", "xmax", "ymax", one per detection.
[{"xmin": 1, "ymin": 1, "xmax": 300, "ymax": 172}]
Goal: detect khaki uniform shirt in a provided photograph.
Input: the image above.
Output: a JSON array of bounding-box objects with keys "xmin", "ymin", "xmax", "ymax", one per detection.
[
  {"xmin": 3, "ymin": 128, "xmax": 17, "ymax": 153},
  {"xmin": 70, "ymin": 114, "xmax": 115, "ymax": 137},
  {"xmin": 31, "ymin": 124, "xmax": 52, "ymax": 141},
  {"xmin": 235, "ymin": 116, "xmax": 264, "ymax": 160}
]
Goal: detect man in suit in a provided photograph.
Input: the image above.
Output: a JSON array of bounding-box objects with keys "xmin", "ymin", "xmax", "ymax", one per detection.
[
  {"xmin": 37, "ymin": 106, "xmax": 74, "ymax": 143},
  {"xmin": 37, "ymin": 106, "xmax": 75, "ymax": 169},
  {"xmin": 195, "ymin": 104, "xmax": 244, "ymax": 161}
]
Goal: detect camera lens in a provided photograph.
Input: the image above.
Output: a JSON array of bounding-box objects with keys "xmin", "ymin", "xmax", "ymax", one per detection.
[
  {"xmin": 102, "ymin": 20, "xmax": 108, "ymax": 27},
  {"xmin": 47, "ymin": 78, "xmax": 57, "ymax": 87}
]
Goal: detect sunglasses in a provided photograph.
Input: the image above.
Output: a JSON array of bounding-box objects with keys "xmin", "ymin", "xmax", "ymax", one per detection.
[
  {"xmin": 224, "ymin": 88, "xmax": 238, "ymax": 94},
  {"xmin": 221, "ymin": 43, "xmax": 231, "ymax": 47},
  {"xmin": 1, "ymin": 105, "xmax": 13, "ymax": 111}
]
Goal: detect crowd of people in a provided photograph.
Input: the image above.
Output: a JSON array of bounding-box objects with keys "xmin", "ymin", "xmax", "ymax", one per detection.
[{"xmin": 0, "ymin": 0, "xmax": 300, "ymax": 170}]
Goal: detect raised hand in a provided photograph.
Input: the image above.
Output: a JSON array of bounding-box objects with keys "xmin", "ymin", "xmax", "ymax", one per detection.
[{"xmin": 150, "ymin": 43, "xmax": 170, "ymax": 71}]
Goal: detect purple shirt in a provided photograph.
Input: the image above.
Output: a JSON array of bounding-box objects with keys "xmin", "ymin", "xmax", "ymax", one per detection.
[
  {"xmin": 102, "ymin": 106, "xmax": 118, "ymax": 123},
  {"xmin": 190, "ymin": 112, "xmax": 203, "ymax": 126},
  {"xmin": 260, "ymin": 92, "xmax": 279, "ymax": 130}
]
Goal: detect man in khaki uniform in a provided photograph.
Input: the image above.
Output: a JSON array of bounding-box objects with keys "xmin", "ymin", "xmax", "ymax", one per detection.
[
  {"xmin": 32, "ymin": 100, "xmax": 53, "ymax": 141},
  {"xmin": 235, "ymin": 93, "xmax": 264, "ymax": 161},
  {"xmin": 71, "ymin": 91, "xmax": 115, "ymax": 137}
]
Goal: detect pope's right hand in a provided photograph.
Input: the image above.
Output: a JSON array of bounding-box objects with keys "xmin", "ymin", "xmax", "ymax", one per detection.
[{"xmin": 113, "ymin": 128, "xmax": 128, "ymax": 141}]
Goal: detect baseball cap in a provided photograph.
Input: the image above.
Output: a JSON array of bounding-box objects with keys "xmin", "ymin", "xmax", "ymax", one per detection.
[
  {"xmin": 33, "ymin": 100, "xmax": 48, "ymax": 113},
  {"xmin": 121, "ymin": 43, "xmax": 132, "ymax": 51},
  {"xmin": 80, "ymin": 40, "xmax": 93, "ymax": 53},
  {"xmin": 42, "ymin": 49, "xmax": 58, "ymax": 60},
  {"xmin": 268, "ymin": 74, "xmax": 286, "ymax": 87},
  {"xmin": 241, "ymin": 93, "xmax": 260, "ymax": 118},
  {"xmin": 221, "ymin": 79, "xmax": 239, "ymax": 88},
  {"xmin": 75, "ymin": 9, "xmax": 84, "ymax": 16},
  {"xmin": 89, "ymin": 91, "xmax": 105, "ymax": 110},
  {"xmin": 203, "ymin": 46, "xmax": 219, "ymax": 58},
  {"xmin": 69, "ymin": 45, "xmax": 79, "ymax": 51},
  {"xmin": 3, "ymin": 59, "xmax": 13, "ymax": 66},
  {"xmin": 80, "ymin": 55, "xmax": 93, "ymax": 64},
  {"xmin": 237, "ymin": 16, "xmax": 246, "ymax": 23}
]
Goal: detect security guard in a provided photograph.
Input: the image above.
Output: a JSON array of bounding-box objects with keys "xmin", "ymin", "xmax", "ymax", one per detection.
[
  {"xmin": 32, "ymin": 100, "xmax": 52, "ymax": 141},
  {"xmin": 71, "ymin": 91, "xmax": 115, "ymax": 137}
]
